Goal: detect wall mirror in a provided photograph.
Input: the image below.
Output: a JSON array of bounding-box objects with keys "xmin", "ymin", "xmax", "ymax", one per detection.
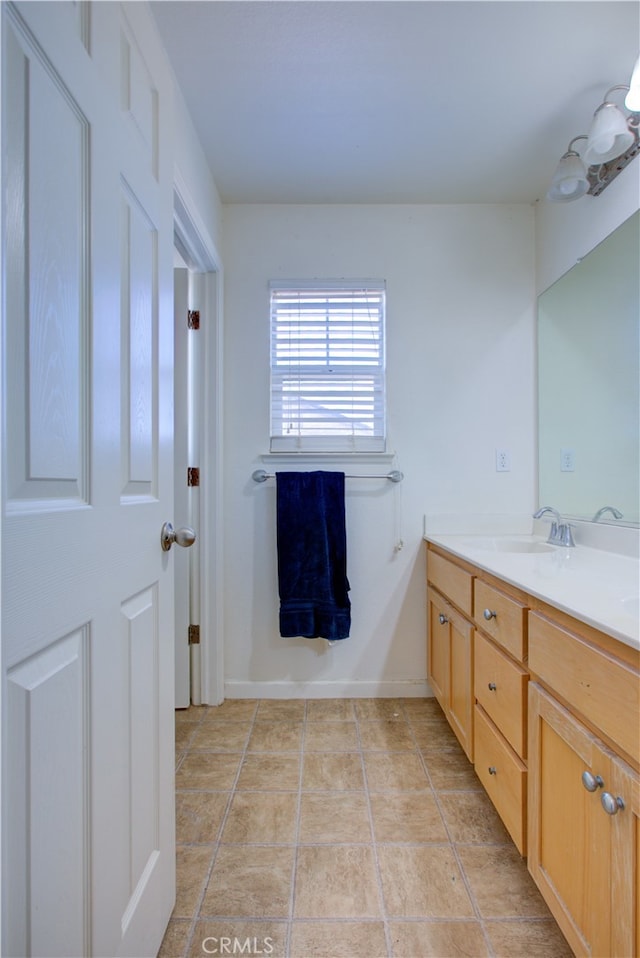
[{"xmin": 538, "ymin": 210, "xmax": 639, "ymax": 525}]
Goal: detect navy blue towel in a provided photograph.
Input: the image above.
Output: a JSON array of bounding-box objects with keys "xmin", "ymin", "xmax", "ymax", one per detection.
[{"xmin": 276, "ymin": 471, "xmax": 351, "ymax": 640}]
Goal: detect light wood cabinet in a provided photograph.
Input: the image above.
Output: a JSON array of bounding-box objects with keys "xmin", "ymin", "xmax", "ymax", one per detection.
[
  {"xmin": 473, "ymin": 577, "xmax": 530, "ymax": 854},
  {"xmin": 427, "ymin": 586, "xmax": 474, "ymax": 760},
  {"xmin": 529, "ymin": 680, "xmax": 640, "ymax": 957},
  {"xmin": 474, "ymin": 702, "xmax": 527, "ymax": 853},
  {"xmin": 426, "ymin": 539, "xmax": 640, "ymax": 957}
]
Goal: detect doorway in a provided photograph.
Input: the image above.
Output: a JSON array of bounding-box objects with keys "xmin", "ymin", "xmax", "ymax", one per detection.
[{"xmin": 173, "ymin": 184, "xmax": 225, "ymax": 707}]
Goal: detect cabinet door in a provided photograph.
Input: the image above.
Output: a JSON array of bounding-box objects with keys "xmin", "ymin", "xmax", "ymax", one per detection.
[
  {"xmin": 427, "ymin": 589, "xmax": 449, "ymax": 709},
  {"xmin": 528, "ymin": 683, "xmax": 612, "ymax": 957},
  {"xmin": 610, "ymin": 756, "xmax": 640, "ymax": 957},
  {"xmin": 449, "ymin": 611, "xmax": 474, "ymax": 761}
]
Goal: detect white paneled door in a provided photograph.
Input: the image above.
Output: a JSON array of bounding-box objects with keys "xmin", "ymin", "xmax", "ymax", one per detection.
[{"xmin": 2, "ymin": 3, "xmax": 176, "ymax": 956}]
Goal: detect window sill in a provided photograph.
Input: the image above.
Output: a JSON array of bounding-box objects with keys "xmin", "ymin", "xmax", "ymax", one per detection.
[{"xmin": 260, "ymin": 451, "xmax": 396, "ymax": 466}]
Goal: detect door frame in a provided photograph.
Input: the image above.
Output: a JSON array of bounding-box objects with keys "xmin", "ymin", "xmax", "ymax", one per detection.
[{"xmin": 173, "ymin": 173, "xmax": 224, "ymax": 705}]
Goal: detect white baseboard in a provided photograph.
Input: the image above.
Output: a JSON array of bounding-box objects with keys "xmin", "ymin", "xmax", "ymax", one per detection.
[{"xmin": 223, "ymin": 679, "xmax": 432, "ymax": 700}]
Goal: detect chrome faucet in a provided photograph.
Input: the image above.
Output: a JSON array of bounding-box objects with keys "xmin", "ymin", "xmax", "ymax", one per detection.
[
  {"xmin": 592, "ymin": 505, "xmax": 623, "ymax": 522},
  {"xmin": 533, "ymin": 506, "xmax": 576, "ymax": 547}
]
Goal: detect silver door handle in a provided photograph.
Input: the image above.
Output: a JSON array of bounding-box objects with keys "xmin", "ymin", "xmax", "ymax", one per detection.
[{"xmin": 161, "ymin": 522, "xmax": 197, "ymax": 552}]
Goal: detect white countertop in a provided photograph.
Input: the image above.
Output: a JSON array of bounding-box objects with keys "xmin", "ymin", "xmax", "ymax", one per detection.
[{"xmin": 425, "ymin": 532, "xmax": 640, "ymax": 651}]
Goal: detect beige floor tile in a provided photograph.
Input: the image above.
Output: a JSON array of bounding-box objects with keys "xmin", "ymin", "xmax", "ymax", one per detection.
[
  {"xmin": 201, "ymin": 845, "xmax": 294, "ymax": 918},
  {"xmin": 306, "ymin": 698, "xmax": 356, "ymax": 721},
  {"xmin": 294, "ymin": 846, "xmax": 381, "ymax": 918},
  {"xmin": 421, "ymin": 748, "xmax": 483, "ymax": 789},
  {"xmin": 189, "ymin": 920, "xmax": 288, "ymax": 957},
  {"xmin": 485, "ymin": 919, "xmax": 574, "ymax": 957},
  {"xmin": 175, "ymin": 724, "xmax": 198, "ymax": 754},
  {"xmin": 236, "ymin": 754, "xmax": 301, "ymax": 790},
  {"xmin": 377, "ymin": 845, "xmax": 474, "ymax": 918},
  {"xmin": 202, "ymin": 700, "xmax": 258, "ymax": 722},
  {"xmin": 221, "ymin": 791, "xmax": 298, "ymax": 843},
  {"xmin": 158, "ymin": 918, "xmax": 192, "ymax": 958},
  {"xmin": 290, "ymin": 920, "xmax": 387, "ymax": 957},
  {"xmin": 175, "ymin": 753, "xmax": 241, "ymax": 791},
  {"xmin": 410, "ymin": 717, "xmax": 460, "ymax": 750},
  {"xmin": 304, "ymin": 721, "xmax": 359, "ymax": 751},
  {"xmin": 302, "ymin": 752, "xmax": 365, "ymax": 790},
  {"xmin": 256, "ymin": 699, "xmax": 306, "ymax": 722},
  {"xmin": 369, "ymin": 792, "xmax": 447, "ymax": 843},
  {"xmin": 458, "ymin": 845, "xmax": 553, "ymax": 919},
  {"xmin": 174, "ymin": 845, "xmax": 215, "ymax": 918},
  {"xmin": 175, "ymin": 706, "xmax": 207, "ymax": 726},
  {"xmin": 189, "ymin": 722, "xmax": 251, "ymax": 752},
  {"xmin": 401, "ymin": 698, "xmax": 445, "ymax": 719},
  {"xmin": 169, "ymin": 699, "xmax": 570, "ymax": 958},
  {"xmin": 298, "ymin": 791, "xmax": 371, "ymax": 843},
  {"xmin": 176, "ymin": 791, "xmax": 230, "ymax": 844},
  {"xmin": 389, "ymin": 920, "xmax": 490, "ymax": 957},
  {"xmin": 354, "ymin": 699, "xmax": 405, "ymax": 720},
  {"xmin": 363, "ymin": 752, "xmax": 430, "ymax": 791},
  {"xmin": 247, "ymin": 722, "xmax": 303, "ymax": 752},
  {"xmin": 358, "ymin": 720, "xmax": 416, "ymax": 750},
  {"xmin": 438, "ymin": 790, "xmax": 511, "ymax": 843}
]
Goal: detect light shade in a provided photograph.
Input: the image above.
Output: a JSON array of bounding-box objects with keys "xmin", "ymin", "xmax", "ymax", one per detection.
[
  {"xmin": 583, "ymin": 101, "xmax": 634, "ymax": 166},
  {"xmin": 547, "ymin": 150, "xmax": 589, "ymax": 202},
  {"xmin": 625, "ymin": 55, "xmax": 640, "ymax": 112}
]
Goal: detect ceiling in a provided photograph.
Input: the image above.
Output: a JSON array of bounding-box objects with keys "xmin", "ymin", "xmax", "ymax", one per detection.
[{"xmin": 150, "ymin": 1, "xmax": 640, "ymax": 205}]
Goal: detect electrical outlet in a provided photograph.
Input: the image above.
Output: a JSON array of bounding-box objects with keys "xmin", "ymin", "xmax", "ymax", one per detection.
[
  {"xmin": 495, "ymin": 448, "xmax": 511, "ymax": 472},
  {"xmin": 561, "ymin": 448, "xmax": 575, "ymax": 472}
]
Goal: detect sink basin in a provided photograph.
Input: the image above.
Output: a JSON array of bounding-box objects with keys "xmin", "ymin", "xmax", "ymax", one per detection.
[{"xmin": 459, "ymin": 536, "xmax": 556, "ymax": 555}]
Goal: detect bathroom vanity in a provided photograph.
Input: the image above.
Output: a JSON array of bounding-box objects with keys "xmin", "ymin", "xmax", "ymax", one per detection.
[{"xmin": 425, "ymin": 533, "xmax": 640, "ymax": 958}]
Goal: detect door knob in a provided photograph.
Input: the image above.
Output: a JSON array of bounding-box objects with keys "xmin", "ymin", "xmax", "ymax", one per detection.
[{"xmin": 161, "ymin": 522, "xmax": 197, "ymax": 552}]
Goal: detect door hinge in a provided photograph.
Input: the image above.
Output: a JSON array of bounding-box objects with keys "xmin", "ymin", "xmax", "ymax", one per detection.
[
  {"xmin": 188, "ymin": 624, "xmax": 200, "ymax": 645},
  {"xmin": 187, "ymin": 309, "xmax": 200, "ymax": 330},
  {"xmin": 187, "ymin": 466, "xmax": 200, "ymax": 487}
]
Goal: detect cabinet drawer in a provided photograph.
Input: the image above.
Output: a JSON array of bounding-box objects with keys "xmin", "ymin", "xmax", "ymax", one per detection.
[
  {"xmin": 474, "ymin": 630, "xmax": 529, "ymax": 758},
  {"xmin": 428, "ymin": 551, "xmax": 473, "ymax": 615},
  {"xmin": 474, "ymin": 579, "xmax": 526, "ymax": 661},
  {"xmin": 474, "ymin": 704, "xmax": 527, "ymax": 855},
  {"xmin": 529, "ymin": 611, "xmax": 640, "ymax": 764}
]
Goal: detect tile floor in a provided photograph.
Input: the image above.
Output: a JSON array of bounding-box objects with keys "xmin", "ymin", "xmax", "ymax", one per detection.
[{"xmin": 159, "ymin": 698, "xmax": 573, "ymax": 958}]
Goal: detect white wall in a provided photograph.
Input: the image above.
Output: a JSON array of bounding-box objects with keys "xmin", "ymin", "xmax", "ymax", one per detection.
[
  {"xmin": 172, "ymin": 77, "xmax": 223, "ymax": 259},
  {"xmin": 222, "ymin": 204, "xmax": 536, "ymax": 697}
]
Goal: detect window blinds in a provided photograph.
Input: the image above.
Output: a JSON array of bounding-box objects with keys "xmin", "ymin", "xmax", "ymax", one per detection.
[{"xmin": 270, "ymin": 281, "xmax": 386, "ymax": 453}]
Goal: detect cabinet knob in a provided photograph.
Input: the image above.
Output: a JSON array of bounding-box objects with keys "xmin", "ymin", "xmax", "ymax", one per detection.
[
  {"xmin": 488, "ymin": 682, "xmax": 497, "ymax": 691},
  {"xmin": 601, "ymin": 792, "xmax": 625, "ymax": 815},
  {"xmin": 488, "ymin": 766, "xmax": 497, "ymax": 775},
  {"xmin": 438, "ymin": 613, "xmax": 448, "ymax": 625},
  {"xmin": 483, "ymin": 608, "xmax": 497, "ymax": 621},
  {"xmin": 581, "ymin": 771, "xmax": 604, "ymax": 792}
]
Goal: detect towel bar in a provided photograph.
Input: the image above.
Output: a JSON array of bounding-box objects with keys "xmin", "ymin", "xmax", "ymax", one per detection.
[{"xmin": 252, "ymin": 468, "xmax": 403, "ymax": 483}]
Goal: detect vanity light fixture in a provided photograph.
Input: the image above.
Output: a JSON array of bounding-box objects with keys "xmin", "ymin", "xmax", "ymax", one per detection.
[{"xmin": 547, "ymin": 62, "xmax": 640, "ymax": 202}]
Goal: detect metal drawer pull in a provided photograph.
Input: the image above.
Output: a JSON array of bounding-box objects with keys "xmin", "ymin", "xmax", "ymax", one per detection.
[
  {"xmin": 601, "ymin": 792, "xmax": 625, "ymax": 815},
  {"xmin": 581, "ymin": 771, "xmax": 604, "ymax": 792},
  {"xmin": 488, "ymin": 682, "xmax": 497, "ymax": 691},
  {"xmin": 488, "ymin": 766, "xmax": 497, "ymax": 775},
  {"xmin": 483, "ymin": 608, "xmax": 497, "ymax": 621},
  {"xmin": 438, "ymin": 613, "xmax": 448, "ymax": 625}
]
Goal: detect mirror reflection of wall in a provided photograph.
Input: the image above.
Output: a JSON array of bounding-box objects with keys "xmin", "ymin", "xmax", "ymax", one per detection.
[{"xmin": 538, "ymin": 210, "xmax": 639, "ymax": 525}]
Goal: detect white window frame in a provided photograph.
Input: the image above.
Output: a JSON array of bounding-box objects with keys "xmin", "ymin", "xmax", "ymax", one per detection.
[{"xmin": 269, "ymin": 280, "xmax": 386, "ymax": 453}]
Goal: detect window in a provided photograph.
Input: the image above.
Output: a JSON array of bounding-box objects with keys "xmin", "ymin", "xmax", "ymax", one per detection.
[{"xmin": 270, "ymin": 280, "xmax": 386, "ymax": 453}]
